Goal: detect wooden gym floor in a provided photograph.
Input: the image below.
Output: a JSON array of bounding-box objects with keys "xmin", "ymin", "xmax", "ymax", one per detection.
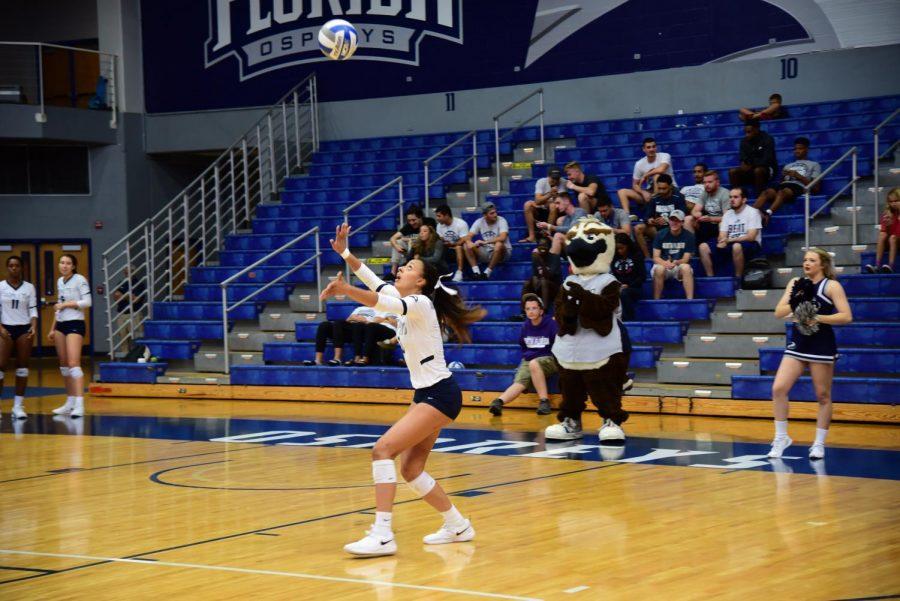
[{"xmin": 0, "ymin": 385, "xmax": 898, "ymax": 600}]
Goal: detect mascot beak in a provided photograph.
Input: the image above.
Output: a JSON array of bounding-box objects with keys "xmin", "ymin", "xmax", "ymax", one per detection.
[{"xmin": 567, "ymin": 238, "xmax": 607, "ymax": 268}]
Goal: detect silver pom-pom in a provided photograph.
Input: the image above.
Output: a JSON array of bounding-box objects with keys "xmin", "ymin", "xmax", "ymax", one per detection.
[{"xmin": 793, "ymin": 301, "xmax": 820, "ymax": 336}]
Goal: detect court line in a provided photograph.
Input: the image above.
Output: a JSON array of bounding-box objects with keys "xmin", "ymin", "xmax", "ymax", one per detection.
[
  {"xmin": 0, "ymin": 565, "xmax": 57, "ymax": 574},
  {"xmin": 830, "ymin": 595, "xmax": 900, "ymax": 601},
  {"xmin": 0, "ymin": 549, "xmax": 543, "ymax": 601}
]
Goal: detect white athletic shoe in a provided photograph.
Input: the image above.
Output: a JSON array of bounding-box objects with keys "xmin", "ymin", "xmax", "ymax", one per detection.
[
  {"xmin": 423, "ymin": 519, "xmax": 475, "ymax": 545},
  {"xmin": 599, "ymin": 419, "xmax": 625, "ymax": 444},
  {"xmin": 452, "ymin": 271, "xmax": 463, "ymax": 283},
  {"xmin": 344, "ymin": 531, "xmax": 397, "ymax": 557},
  {"xmin": 767, "ymin": 436, "xmax": 793, "ymax": 458},
  {"xmin": 808, "ymin": 443, "xmax": 825, "ymax": 460},
  {"xmin": 52, "ymin": 400, "xmax": 74, "ymax": 415},
  {"xmin": 70, "ymin": 403, "xmax": 85, "ymax": 418},
  {"xmin": 544, "ymin": 417, "xmax": 583, "ymax": 440},
  {"xmin": 11, "ymin": 406, "xmax": 27, "ymax": 420}
]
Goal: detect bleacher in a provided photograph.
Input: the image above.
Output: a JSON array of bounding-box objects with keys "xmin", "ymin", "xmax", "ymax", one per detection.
[{"xmin": 99, "ymin": 94, "xmax": 900, "ymax": 414}]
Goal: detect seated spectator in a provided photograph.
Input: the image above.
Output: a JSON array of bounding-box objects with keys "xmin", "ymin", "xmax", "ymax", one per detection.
[
  {"xmin": 407, "ymin": 224, "xmax": 448, "ymax": 275},
  {"xmin": 303, "ymin": 306, "xmax": 375, "ymax": 366},
  {"xmin": 537, "ymin": 193, "xmax": 586, "ymax": 255},
  {"xmin": 488, "ymin": 294, "xmax": 558, "ymax": 417},
  {"xmin": 564, "ymin": 161, "xmax": 610, "ymax": 213},
  {"xmin": 617, "ymin": 138, "xmax": 676, "ymax": 216},
  {"xmin": 739, "ymin": 93, "xmax": 787, "ymax": 122},
  {"xmin": 694, "ymin": 170, "xmax": 730, "ymax": 243},
  {"xmin": 523, "ymin": 237, "xmax": 562, "ymax": 314},
  {"xmin": 699, "ymin": 187, "xmax": 762, "ymax": 280},
  {"xmin": 359, "ymin": 311, "xmax": 399, "ymax": 365},
  {"xmin": 112, "ymin": 266, "xmax": 146, "ymax": 345},
  {"xmin": 754, "ymin": 137, "xmax": 821, "ymax": 224},
  {"xmin": 612, "ymin": 233, "xmax": 646, "ymax": 321},
  {"xmin": 729, "ymin": 119, "xmax": 777, "ymax": 195},
  {"xmin": 463, "ymin": 202, "xmax": 511, "ymax": 280},
  {"xmin": 595, "ymin": 196, "xmax": 632, "ymax": 236},
  {"xmin": 434, "ymin": 204, "xmax": 471, "ymax": 282},
  {"xmin": 651, "ymin": 210, "xmax": 695, "ymax": 300},
  {"xmin": 388, "ymin": 206, "xmax": 425, "ymax": 280},
  {"xmin": 522, "ymin": 166, "xmax": 564, "ymax": 242},
  {"xmin": 865, "ymin": 186, "xmax": 900, "ymax": 273},
  {"xmin": 680, "ymin": 162, "xmax": 708, "ymax": 208},
  {"xmin": 634, "ymin": 174, "xmax": 692, "ymax": 258}
]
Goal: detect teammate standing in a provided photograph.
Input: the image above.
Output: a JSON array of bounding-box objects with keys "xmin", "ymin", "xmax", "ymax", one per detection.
[
  {"xmin": 0, "ymin": 256, "xmax": 38, "ymax": 419},
  {"xmin": 49, "ymin": 254, "xmax": 91, "ymax": 418}
]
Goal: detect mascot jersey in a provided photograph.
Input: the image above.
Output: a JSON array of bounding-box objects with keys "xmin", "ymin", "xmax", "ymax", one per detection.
[{"xmin": 552, "ymin": 272, "xmax": 622, "ymax": 369}]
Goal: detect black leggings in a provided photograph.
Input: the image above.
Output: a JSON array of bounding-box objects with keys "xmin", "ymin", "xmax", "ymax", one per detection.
[
  {"xmin": 359, "ymin": 323, "xmax": 396, "ymax": 364},
  {"xmin": 315, "ymin": 320, "xmax": 364, "ymax": 355},
  {"xmin": 619, "ymin": 287, "xmax": 642, "ymax": 322}
]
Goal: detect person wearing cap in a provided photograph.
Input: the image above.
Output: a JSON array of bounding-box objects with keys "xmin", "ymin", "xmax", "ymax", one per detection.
[
  {"xmin": 522, "ymin": 167, "xmax": 565, "ymax": 242},
  {"xmin": 651, "ymin": 209, "xmax": 696, "ymax": 300},
  {"xmin": 463, "ymin": 202, "xmax": 511, "ymax": 280},
  {"xmin": 699, "ymin": 186, "xmax": 763, "ymax": 279},
  {"xmin": 634, "ymin": 173, "xmax": 691, "ymax": 259},
  {"xmin": 488, "ymin": 293, "xmax": 558, "ymax": 417}
]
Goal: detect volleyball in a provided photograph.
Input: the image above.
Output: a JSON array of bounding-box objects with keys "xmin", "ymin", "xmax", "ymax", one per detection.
[
  {"xmin": 318, "ymin": 19, "xmax": 359, "ymax": 61},
  {"xmin": 448, "ymin": 361, "xmax": 465, "ymax": 370}
]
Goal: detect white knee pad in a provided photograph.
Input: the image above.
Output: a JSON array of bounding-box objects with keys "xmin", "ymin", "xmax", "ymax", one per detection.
[
  {"xmin": 69, "ymin": 366, "xmax": 84, "ymax": 379},
  {"xmin": 371, "ymin": 459, "xmax": 397, "ymax": 484},
  {"xmin": 0, "ymin": 370, "xmax": 4, "ymax": 380},
  {"xmin": 60, "ymin": 367, "xmax": 71, "ymax": 378},
  {"xmin": 405, "ymin": 471, "xmax": 436, "ymax": 497},
  {"xmin": 15, "ymin": 368, "xmax": 28, "ymax": 378}
]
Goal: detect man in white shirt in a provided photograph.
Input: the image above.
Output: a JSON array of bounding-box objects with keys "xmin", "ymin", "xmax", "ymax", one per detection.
[
  {"xmin": 616, "ymin": 137, "xmax": 675, "ymax": 216},
  {"xmin": 699, "ymin": 187, "xmax": 763, "ymax": 279},
  {"xmin": 522, "ymin": 167, "xmax": 565, "ymax": 242},
  {"xmin": 434, "ymin": 204, "xmax": 473, "ymax": 283},
  {"xmin": 680, "ymin": 163, "xmax": 707, "ymax": 208},
  {"xmin": 463, "ymin": 202, "xmax": 511, "ymax": 279}
]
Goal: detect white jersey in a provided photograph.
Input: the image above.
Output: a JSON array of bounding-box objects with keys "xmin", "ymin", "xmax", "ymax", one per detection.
[
  {"xmin": 354, "ymin": 263, "xmax": 450, "ymax": 389},
  {"xmin": 56, "ymin": 274, "xmax": 92, "ymax": 322},
  {"xmin": 0, "ymin": 280, "xmax": 38, "ymax": 326},
  {"xmin": 436, "ymin": 217, "xmax": 469, "ymax": 245}
]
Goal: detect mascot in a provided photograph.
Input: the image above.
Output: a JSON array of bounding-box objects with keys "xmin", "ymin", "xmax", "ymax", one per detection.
[{"xmin": 546, "ymin": 216, "xmax": 630, "ymax": 443}]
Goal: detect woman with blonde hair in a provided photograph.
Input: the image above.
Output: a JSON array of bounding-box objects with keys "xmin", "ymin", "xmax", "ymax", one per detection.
[
  {"xmin": 768, "ymin": 247, "xmax": 852, "ymax": 460},
  {"xmin": 864, "ymin": 186, "xmax": 899, "ymax": 273}
]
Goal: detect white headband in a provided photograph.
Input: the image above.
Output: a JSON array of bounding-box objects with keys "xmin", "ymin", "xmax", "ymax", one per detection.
[{"xmin": 434, "ymin": 274, "xmax": 458, "ymax": 296}]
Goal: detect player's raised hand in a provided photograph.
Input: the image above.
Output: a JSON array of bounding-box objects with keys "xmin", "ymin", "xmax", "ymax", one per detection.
[
  {"xmin": 330, "ymin": 223, "xmax": 351, "ymax": 256},
  {"xmin": 320, "ymin": 271, "xmax": 347, "ymax": 301}
]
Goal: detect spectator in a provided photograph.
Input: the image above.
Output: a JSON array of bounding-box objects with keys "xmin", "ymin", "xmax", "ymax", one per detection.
[
  {"xmin": 537, "ymin": 193, "xmax": 586, "ymax": 256},
  {"xmin": 359, "ymin": 311, "xmax": 399, "ymax": 365},
  {"xmin": 303, "ymin": 306, "xmax": 375, "ymax": 366},
  {"xmin": 694, "ymin": 170, "xmax": 730, "ymax": 244},
  {"xmin": 729, "ymin": 119, "xmax": 777, "ymax": 195},
  {"xmin": 754, "ymin": 137, "xmax": 821, "ymax": 224},
  {"xmin": 612, "ymin": 233, "xmax": 646, "ymax": 321},
  {"xmin": 463, "ymin": 202, "xmax": 511, "ymax": 280},
  {"xmin": 387, "ymin": 206, "xmax": 425, "ymax": 280},
  {"xmin": 699, "ymin": 187, "xmax": 762, "ymax": 279},
  {"xmin": 865, "ymin": 186, "xmax": 900, "ymax": 273},
  {"xmin": 634, "ymin": 173, "xmax": 692, "ymax": 259},
  {"xmin": 407, "ymin": 224, "xmax": 448, "ymax": 275},
  {"xmin": 434, "ymin": 204, "xmax": 471, "ymax": 282},
  {"xmin": 595, "ymin": 196, "xmax": 632, "ymax": 236},
  {"xmin": 680, "ymin": 162, "xmax": 708, "ymax": 208},
  {"xmin": 617, "ymin": 138, "xmax": 676, "ymax": 216},
  {"xmin": 488, "ymin": 294, "xmax": 558, "ymax": 416},
  {"xmin": 564, "ymin": 161, "xmax": 610, "ymax": 213},
  {"xmin": 522, "ymin": 166, "xmax": 564, "ymax": 242},
  {"xmin": 739, "ymin": 93, "xmax": 787, "ymax": 122},
  {"xmin": 651, "ymin": 210, "xmax": 696, "ymax": 300},
  {"xmin": 523, "ymin": 237, "xmax": 562, "ymax": 314},
  {"xmin": 112, "ymin": 266, "xmax": 146, "ymax": 344}
]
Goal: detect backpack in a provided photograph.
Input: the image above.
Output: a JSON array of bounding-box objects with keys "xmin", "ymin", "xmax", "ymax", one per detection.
[
  {"xmin": 123, "ymin": 344, "xmax": 150, "ymax": 363},
  {"xmin": 742, "ymin": 257, "xmax": 772, "ymax": 289}
]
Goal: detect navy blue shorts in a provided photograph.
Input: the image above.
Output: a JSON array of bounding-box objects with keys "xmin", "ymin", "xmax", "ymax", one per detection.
[
  {"xmin": 3, "ymin": 324, "xmax": 32, "ymax": 341},
  {"xmin": 413, "ymin": 375, "xmax": 463, "ymax": 420},
  {"xmin": 55, "ymin": 320, "xmax": 86, "ymax": 337},
  {"xmin": 713, "ymin": 241, "xmax": 760, "ymax": 261}
]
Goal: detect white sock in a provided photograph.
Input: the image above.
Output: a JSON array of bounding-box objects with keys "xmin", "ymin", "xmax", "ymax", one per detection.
[
  {"xmin": 814, "ymin": 428, "xmax": 828, "ymax": 446},
  {"xmin": 14, "ymin": 395, "xmax": 24, "ymax": 408},
  {"xmin": 74, "ymin": 396, "xmax": 84, "ymax": 409},
  {"xmin": 65, "ymin": 395, "xmax": 75, "ymax": 407},
  {"xmin": 484, "ymin": 267, "xmax": 492, "ymax": 276},
  {"xmin": 440, "ymin": 505, "xmax": 466, "ymax": 528},
  {"xmin": 471, "ymin": 266, "xmax": 481, "ymax": 274},
  {"xmin": 774, "ymin": 419, "xmax": 788, "ymax": 438},
  {"xmin": 373, "ymin": 511, "xmax": 393, "ymax": 534}
]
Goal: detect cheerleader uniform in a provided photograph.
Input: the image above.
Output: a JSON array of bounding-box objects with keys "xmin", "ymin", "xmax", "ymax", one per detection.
[
  {"xmin": 0, "ymin": 280, "xmax": 38, "ymax": 339},
  {"xmin": 784, "ymin": 277, "xmax": 838, "ymax": 363},
  {"xmin": 55, "ymin": 274, "xmax": 91, "ymax": 336}
]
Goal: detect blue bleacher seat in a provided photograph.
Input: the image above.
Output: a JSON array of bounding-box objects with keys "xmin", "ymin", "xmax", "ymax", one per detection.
[
  {"xmin": 153, "ymin": 301, "xmax": 260, "ymax": 321},
  {"xmin": 786, "ymin": 322, "xmax": 900, "ymax": 347},
  {"xmin": 732, "ymin": 375, "xmax": 897, "ymax": 404},
  {"xmin": 99, "ymin": 362, "xmax": 168, "ymax": 384},
  {"xmin": 137, "ymin": 339, "xmax": 201, "ymax": 360},
  {"xmin": 758, "ymin": 347, "xmax": 899, "ymax": 374}
]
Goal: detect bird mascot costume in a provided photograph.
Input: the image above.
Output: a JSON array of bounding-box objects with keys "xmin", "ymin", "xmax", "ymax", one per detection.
[{"xmin": 545, "ymin": 216, "xmax": 630, "ymax": 443}]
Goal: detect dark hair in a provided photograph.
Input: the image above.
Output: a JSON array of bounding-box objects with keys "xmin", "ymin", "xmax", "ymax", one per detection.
[
  {"xmin": 60, "ymin": 253, "xmax": 78, "ymax": 273},
  {"xmin": 6, "ymin": 255, "xmax": 23, "ymax": 267},
  {"xmin": 745, "ymin": 118, "xmax": 761, "ymax": 128},
  {"xmin": 731, "ymin": 186, "xmax": 748, "ymax": 199},
  {"xmin": 794, "ymin": 136, "xmax": 810, "ymax": 148},
  {"xmin": 596, "ymin": 196, "xmax": 613, "ymax": 208},
  {"xmin": 656, "ymin": 173, "xmax": 673, "ymax": 185},
  {"xmin": 521, "ymin": 293, "xmax": 544, "ymax": 310},
  {"xmin": 418, "ymin": 261, "xmax": 485, "ymax": 344},
  {"xmin": 694, "ymin": 162, "xmax": 708, "ymax": 171},
  {"xmin": 405, "ymin": 205, "xmax": 424, "ymax": 219},
  {"xmin": 642, "ymin": 137, "xmax": 656, "ymax": 146},
  {"xmin": 614, "ymin": 232, "xmax": 637, "ymax": 256},
  {"xmin": 435, "ymin": 204, "xmax": 452, "ymax": 217},
  {"xmin": 769, "ymin": 93, "xmax": 782, "ymax": 102}
]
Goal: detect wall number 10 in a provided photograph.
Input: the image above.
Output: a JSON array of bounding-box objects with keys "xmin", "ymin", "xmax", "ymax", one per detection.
[{"xmin": 780, "ymin": 57, "xmax": 798, "ymax": 79}]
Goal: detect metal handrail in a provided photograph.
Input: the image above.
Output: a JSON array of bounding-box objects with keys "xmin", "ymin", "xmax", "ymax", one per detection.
[
  {"xmin": 221, "ymin": 226, "xmax": 321, "ymax": 374},
  {"xmin": 423, "ymin": 131, "xmax": 478, "ymax": 212},
  {"xmin": 804, "ymin": 146, "xmax": 858, "ymax": 250},
  {"xmin": 493, "ymin": 88, "xmax": 544, "ymax": 192},
  {"xmin": 873, "ymin": 107, "xmax": 900, "ymax": 225},
  {"xmin": 343, "ymin": 177, "xmax": 405, "ymax": 282}
]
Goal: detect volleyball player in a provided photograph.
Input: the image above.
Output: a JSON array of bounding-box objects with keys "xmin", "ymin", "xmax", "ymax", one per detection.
[
  {"xmin": 320, "ymin": 223, "xmax": 485, "ymax": 557},
  {"xmin": 769, "ymin": 248, "xmax": 852, "ymax": 460},
  {"xmin": 0, "ymin": 256, "xmax": 38, "ymax": 419},
  {"xmin": 49, "ymin": 254, "xmax": 91, "ymax": 418}
]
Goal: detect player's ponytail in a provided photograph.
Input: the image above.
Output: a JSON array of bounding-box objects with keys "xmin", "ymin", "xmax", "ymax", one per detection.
[{"xmin": 420, "ymin": 261, "xmax": 485, "ymax": 344}]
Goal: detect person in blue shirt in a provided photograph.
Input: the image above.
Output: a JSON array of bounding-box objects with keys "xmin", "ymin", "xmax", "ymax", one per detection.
[
  {"xmin": 634, "ymin": 174, "xmax": 691, "ymax": 258},
  {"xmin": 651, "ymin": 210, "xmax": 696, "ymax": 299}
]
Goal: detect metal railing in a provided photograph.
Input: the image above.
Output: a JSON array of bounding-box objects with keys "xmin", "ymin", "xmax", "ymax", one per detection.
[
  {"xmin": 423, "ymin": 131, "xmax": 478, "ymax": 213},
  {"xmin": 102, "ymin": 73, "xmax": 319, "ymax": 359},
  {"xmin": 493, "ymin": 88, "xmax": 544, "ymax": 192},
  {"xmin": 0, "ymin": 41, "xmax": 117, "ymax": 127},
  {"xmin": 873, "ymin": 107, "xmax": 900, "ymax": 223},
  {"xmin": 342, "ymin": 177, "xmax": 405, "ymax": 282},
  {"xmin": 220, "ymin": 227, "xmax": 321, "ymax": 374},
  {"xmin": 804, "ymin": 146, "xmax": 859, "ymax": 250}
]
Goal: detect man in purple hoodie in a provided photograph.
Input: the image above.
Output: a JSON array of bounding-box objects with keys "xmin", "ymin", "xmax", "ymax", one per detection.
[{"xmin": 489, "ymin": 294, "xmax": 559, "ymax": 416}]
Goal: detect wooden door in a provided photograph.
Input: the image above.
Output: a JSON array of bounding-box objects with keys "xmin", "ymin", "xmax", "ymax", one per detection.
[{"xmin": 36, "ymin": 243, "xmax": 92, "ymax": 347}]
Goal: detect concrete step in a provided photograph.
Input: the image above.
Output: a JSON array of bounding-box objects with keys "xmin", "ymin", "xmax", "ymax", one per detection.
[
  {"xmin": 514, "ymin": 139, "xmax": 575, "ymax": 163},
  {"xmin": 628, "ymin": 382, "xmax": 733, "ymax": 399},
  {"xmin": 830, "ymin": 204, "xmax": 878, "ymax": 226},
  {"xmin": 656, "ymin": 357, "xmax": 759, "ymax": 385},
  {"xmin": 261, "ymin": 309, "xmax": 311, "ymax": 331},
  {"xmin": 287, "ymin": 291, "xmax": 320, "ymax": 312},
  {"xmin": 497, "ymin": 161, "xmax": 533, "ymax": 179},
  {"xmin": 194, "ymin": 347, "xmax": 264, "ymax": 372},
  {"xmin": 711, "ymin": 309, "xmax": 784, "ymax": 334},
  {"xmin": 158, "ymin": 371, "xmax": 230, "ymax": 385},
  {"xmin": 808, "ymin": 223, "xmax": 879, "ymax": 246},
  {"xmin": 735, "ymin": 288, "xmax": 780, "ymax": 311},
  {"xmin": 684, "ymin": 333, "xmax": 786, "ymax": 358},
  {"xmin": 785, "ymin": 242, "xmax": 869, "ymax": 266},
  {"xmin": 771, "ymin": 265, "xmax": 856, "ymax": 287},
  {"xmin": 228, "ymin": 329, "xmax": 294, "ymax": 351},
  {"xmin": 444, "ymin": 190, "xmax": 478, "ymax": 210}
]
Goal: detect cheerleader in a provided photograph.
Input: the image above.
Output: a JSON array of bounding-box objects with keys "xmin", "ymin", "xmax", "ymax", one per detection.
[
  {"xmin": 0, "ymin": 256, "xmax": 38, "ymax": 419},
  {"xmin": 49, "ymin": 254, "xmax": 91, "ymax": 418},
  {"xmin": 320, "ymin": 223, "xmax": 485, "ymax": 557},
  {"xmin": 769, "ymin": 248, "xmax": 852, "ymax": 460}
]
